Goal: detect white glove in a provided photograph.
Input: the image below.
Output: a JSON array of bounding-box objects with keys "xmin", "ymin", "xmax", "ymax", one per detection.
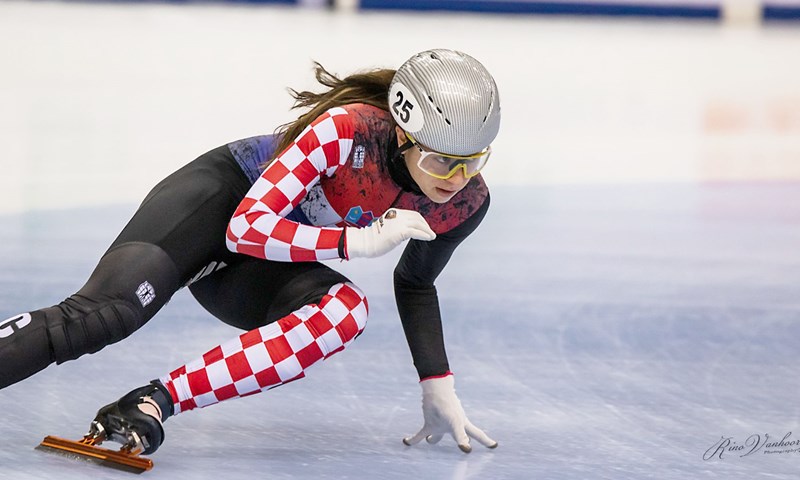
[
  {"xmin": 345, "ymin": 208, "xmax": 435, "ymax": 259},
  {"xmin": 402, "ymin": 374, "xmax": 497, "ymax": 453}
]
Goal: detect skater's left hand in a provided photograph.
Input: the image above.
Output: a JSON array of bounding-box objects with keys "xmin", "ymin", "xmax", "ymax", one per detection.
[{"xmin": 402, "ymin": 373, "xmax": 497, "ymax": 453}]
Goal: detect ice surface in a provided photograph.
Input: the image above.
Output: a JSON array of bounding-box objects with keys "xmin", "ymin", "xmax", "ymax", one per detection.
[{"xmin": 1, "ymin": 184, "xmax": 799, "ymax": 479}]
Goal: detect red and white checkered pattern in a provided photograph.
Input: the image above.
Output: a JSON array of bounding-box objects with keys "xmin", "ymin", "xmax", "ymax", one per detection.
[
  {"xmin": 160, "ymin": 282, "xmax": 368, "ymax": 414},
  {"xmin": 227, "ymin": 107, "xmax": 354, "ymax": 262}
]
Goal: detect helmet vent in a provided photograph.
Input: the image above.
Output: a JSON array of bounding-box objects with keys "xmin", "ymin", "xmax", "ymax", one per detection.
[
  {"xmin": 482, "ymin": 90, "xmax": 496, "ymax": 125},
  {"xmin": 426, "ymin": 92, "xmax": 451, "ymax": 126}
]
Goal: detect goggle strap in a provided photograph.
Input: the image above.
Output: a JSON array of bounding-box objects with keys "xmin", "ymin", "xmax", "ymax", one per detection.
[{"xmin": 397, "ymin": 139, "xmax": 415, "ymax": 154}]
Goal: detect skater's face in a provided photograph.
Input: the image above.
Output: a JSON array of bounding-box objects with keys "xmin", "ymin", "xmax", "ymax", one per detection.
[{"xmin": 395, "ymin": 127, "xmax": 477, "ymax": 204}]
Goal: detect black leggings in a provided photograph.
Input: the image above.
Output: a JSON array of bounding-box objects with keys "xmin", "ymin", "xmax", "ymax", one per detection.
[{"xmin": 0, "ymin": 146, "xmax": 348, "ymax": 388}]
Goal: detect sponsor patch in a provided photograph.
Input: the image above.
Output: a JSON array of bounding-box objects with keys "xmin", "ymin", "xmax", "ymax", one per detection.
[{"xmin": 345, "ymin": 206, "xmax": 375, "ymax": 228}]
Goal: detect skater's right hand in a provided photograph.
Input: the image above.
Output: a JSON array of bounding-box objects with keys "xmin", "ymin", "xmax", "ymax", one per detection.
[
  {"xmin": 402, "ymin": 373, "xmax": 497, "ymax": 453},
  {"xmin": 345, "ymin": 208, "xmax": 435, "ymax": 259}
]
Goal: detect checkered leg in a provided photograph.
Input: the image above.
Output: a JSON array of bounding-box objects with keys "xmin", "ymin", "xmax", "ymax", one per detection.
[{"xmin": 159, "ymin": 282, "xmax": 368, "ymax": 414}]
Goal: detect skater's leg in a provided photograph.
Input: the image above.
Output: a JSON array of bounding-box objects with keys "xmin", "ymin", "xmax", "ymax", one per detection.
[
  {"xmin": 187, "ymin": 256, "xmax": 353, "ymax": 330},
  {"xmin": 0, "ymin": 145, "xmax": 251, "ymax": 389},
  {"xmin": 163, "ymin": 281, "xmax": 368, "ymax": 413},
  {"xmin": 0, "ymin": 242, "xmax": 180, "ymax": 388},
  {"xmin": 91, "ymin": 277, "xmax": 368, "ymax": 454},
  {"xmin": 107, "ymin": 145, "xmax": 250, "ymax": 278},
  {"xmin": 108, "ymin": 256, "xmax": 362, "ymax": 415}
]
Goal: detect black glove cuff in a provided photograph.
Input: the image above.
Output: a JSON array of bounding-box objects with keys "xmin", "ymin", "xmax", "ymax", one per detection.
[{"xmin": 338, "ymin": 227, "xmax": 347, "ymax": 260}]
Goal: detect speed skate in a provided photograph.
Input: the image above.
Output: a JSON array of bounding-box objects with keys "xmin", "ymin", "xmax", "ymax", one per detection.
[{"xmin": 36, "ymin": 420, "xmax": 154, "ymax": 474}]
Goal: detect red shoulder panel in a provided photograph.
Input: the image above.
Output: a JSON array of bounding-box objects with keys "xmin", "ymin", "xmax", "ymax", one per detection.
[{"xmin": 392, "ymin": 175, "xmax": 489, "ymax": 235}]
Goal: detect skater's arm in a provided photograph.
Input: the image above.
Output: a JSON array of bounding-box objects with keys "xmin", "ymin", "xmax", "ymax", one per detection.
[
  {"xmin": 226, "ymin": 107, "xmax": 354, "ymax": 262},
  {"xmin": 395, "ymin": 197, "xmax": 498, "ymax": 454},
  {"xmin": 393, "ymin": 195, "xmax": 490, "ymax": 379}
]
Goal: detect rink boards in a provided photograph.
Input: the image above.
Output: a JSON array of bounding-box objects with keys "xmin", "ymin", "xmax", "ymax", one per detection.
[{"xmin": 256, "ymin": 0, "xmax": 800, "ymax": 19}]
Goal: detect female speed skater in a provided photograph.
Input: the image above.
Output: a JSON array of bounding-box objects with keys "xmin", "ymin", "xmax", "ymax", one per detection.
[{"xmin": 0, "ymin": 49, "xmax": 501, "ymax": 455}]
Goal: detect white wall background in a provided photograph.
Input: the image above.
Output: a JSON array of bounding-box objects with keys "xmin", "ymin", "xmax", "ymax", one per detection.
[{"xmin": 1, "ymin": 1, "xmax": 799, "ymax": 214}]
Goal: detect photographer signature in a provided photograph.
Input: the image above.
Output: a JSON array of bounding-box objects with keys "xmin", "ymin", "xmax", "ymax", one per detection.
[{"xmin": 704, "ymin": 432, "xmax": 800, "ymax": 460}]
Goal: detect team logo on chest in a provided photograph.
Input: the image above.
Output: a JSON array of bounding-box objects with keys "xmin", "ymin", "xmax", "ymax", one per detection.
[
  {"xmin": 352, "ymin": 145, "xmax": 366, "ymax": 169},
  {"xmin": 345, "ymin": 206, "xmax": 375, "ymax": 227}
]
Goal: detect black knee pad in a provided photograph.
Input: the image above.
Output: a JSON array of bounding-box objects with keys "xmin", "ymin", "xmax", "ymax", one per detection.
[
  {"xmin": 46, "ymin": 242, "xmax": 180, "ymax": 364},
  {"xmin": 44, "ymin": 300, "xmax": 142, "ymax": 363}
]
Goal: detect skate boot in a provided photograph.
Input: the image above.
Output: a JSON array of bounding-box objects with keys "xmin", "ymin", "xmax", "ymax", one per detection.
[{"xmin": 89, "ymin": 380, "xmax": 174, "ymax": 455}]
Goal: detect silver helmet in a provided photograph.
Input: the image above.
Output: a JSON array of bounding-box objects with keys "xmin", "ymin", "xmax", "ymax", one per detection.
[{"xmin": 389, "ymin": 49, "xmax": 500, "ymax": 156}]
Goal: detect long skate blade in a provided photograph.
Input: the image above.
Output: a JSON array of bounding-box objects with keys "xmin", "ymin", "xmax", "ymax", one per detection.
[{"xmin": 36, "ymin": 435, "xmax": 153, "ymax": 474}]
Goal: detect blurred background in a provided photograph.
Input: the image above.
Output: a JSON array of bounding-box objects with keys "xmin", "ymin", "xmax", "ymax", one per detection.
[{"xmin": 0, "ymin": 0, "xmax": 798, "ymax": 214}]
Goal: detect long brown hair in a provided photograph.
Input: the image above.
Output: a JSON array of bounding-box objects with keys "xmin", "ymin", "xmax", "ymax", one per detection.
[{"xmin": 271, "ymin": 63, "xmax": 397, "ymax": 161}]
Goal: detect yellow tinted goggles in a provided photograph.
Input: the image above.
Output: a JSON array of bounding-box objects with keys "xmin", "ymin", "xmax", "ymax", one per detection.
[{"xmin": 405, "ymin": 133, "xmax": 491, "ymax": 180}]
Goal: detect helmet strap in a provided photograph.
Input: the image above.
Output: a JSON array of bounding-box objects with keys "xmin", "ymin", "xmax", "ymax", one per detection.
[{"xmin": 386, "ymin": 132, "xmax": 422, "ymax": 195}]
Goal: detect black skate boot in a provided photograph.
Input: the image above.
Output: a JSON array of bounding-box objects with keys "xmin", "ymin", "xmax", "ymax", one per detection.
[{"xmin": 90, "ymin": 380, "xmax": 174, "ymax": 455}]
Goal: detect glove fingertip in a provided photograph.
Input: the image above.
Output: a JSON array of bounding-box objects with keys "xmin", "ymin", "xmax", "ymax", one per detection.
[
  {"xmin": 426, "ymin": 434, "xmax": 443, "ymax": 444},
  {"xmin": 458, "ymin": 443, "xmax": 473, "ymax": 454},
  {"xmin": 488, "ymin": 441, "xmax": 499, "ymax": 449},
  {"xmin": 402, "ymin": 437, "xmax": 413, "ymax": 446}
]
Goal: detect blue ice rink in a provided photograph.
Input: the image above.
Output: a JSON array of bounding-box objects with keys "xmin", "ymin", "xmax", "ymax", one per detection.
[{"xmin": 2, "ymin": 1, "xmax": 800, "ymax": 478}]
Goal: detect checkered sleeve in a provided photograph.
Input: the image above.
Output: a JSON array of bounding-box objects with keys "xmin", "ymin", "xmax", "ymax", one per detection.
[
  {"xmin": 226, "ymin": 107, "xmax": 354, "ymax": 262},
  {"xmin": 159, "ymin": 282, "xmax": 368, "ymax": 414}
]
